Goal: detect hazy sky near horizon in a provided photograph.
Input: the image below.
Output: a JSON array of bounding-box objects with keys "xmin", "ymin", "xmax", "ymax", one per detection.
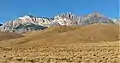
[{"xmin": 0, "ymin": 0, "xmax": 119, "ymax": 23}]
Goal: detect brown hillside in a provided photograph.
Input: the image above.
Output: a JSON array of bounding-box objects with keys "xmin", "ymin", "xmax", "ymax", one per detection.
[
  {"xmin": 0, "ymin": 32, "xmax": 24, "ymax": 41},
  {"xmin": 0, "ymin": 24, "xmax": 119, "ymax": 47},
  {"xmin": 32, "ymin": 24, "xmax": 119, "ymax": 43},
  {"xmin": 61, "ymin": 24, "xmax": 119, "ymax": 42}
]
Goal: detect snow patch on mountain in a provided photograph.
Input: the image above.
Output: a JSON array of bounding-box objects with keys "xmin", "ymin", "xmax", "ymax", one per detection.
[{"xmin": 0, "ymin": 12, "xmax": 116, "ymax": 33}]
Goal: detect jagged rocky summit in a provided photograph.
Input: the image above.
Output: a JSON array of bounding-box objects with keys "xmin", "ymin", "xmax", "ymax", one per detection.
[
  {"xmin": 0, "ymin": 12, "xmax": 115, "ymax": 33},
  {"xmin": 0, "ymin": 15, "xmax": 52, "ymax": 33}
]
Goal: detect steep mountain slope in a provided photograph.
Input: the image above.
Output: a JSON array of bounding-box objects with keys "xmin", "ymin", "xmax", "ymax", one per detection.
[
  {"xmin": 0, "ymin": 32, "xmax": 23, "ymax": 41},
  {"xmin": 53, "ymin": 12, "xmax": 114, "ymax": 26},
  {"xmin": 0, "ymin": 15, "xmax": 52, "ymax": 33},
  {"xmin": 13, "ymin": 23, "xmax": 47, "ymax": 33},
  {"xmin": 0, "ymin": 12, "xmax": 115, "ymax": 33},
  {"xmin": 79, "ymin": 12, "xmax": 115, "ymax": 26},
  {"xmin": 51, "ymin": 12, "xmax": 79, "ymax": 26},
  {"xmin": 1, "ymin": 24, "xmax": 118, "ymax": 47}
]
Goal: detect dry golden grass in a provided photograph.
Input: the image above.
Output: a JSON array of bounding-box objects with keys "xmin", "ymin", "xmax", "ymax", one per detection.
[
  {"xmin": 0, "ymin": 41, "xmax": 119, "ymax": 63},
  {"xmin": 0, "ymin": 32, "xmax": 24, "ymax": 41},
  {"xmin": 0, "ymin": 24, "xmax": 119, "ymax": 63}
]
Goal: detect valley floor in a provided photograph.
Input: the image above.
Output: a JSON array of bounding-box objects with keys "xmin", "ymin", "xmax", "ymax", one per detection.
[{"xmin": 0, "ymin": 41, "xmax": 120, "ymax": 63}]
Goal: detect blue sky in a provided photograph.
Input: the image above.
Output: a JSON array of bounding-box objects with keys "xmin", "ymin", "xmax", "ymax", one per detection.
[{"xmin": 0, "ymin": 0, "xmax": 119, "ymax": 23}]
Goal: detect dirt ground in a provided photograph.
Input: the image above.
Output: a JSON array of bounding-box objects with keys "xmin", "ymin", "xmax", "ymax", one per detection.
[{"xmin": 0, "ymin": 41, "xmax": 119, "ymax": 63}]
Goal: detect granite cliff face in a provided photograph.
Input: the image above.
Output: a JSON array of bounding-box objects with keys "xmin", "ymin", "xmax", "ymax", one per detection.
[
  {"xmin": 0, "ymin": 12, "xmax": 115, "ymax": 33},
  {"xmin": 0, "ymin": 15, "xmax": 52, "ymax": 33},
  {"xmin": 51, "ymin": 12, "xmax": 79, "ymax": 26},
  {"xmin": 79, "ymin": 12, "xmax": 115, "ymax": 26}
]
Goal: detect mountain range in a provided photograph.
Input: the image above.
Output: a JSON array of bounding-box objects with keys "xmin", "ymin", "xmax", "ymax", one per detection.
[{"xmin": 0, "ymin": 12, "xmax": 118, "ymax": 33}]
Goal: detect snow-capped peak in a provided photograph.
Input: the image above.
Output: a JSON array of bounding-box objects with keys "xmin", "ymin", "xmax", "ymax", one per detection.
[
  {"xmin": 54, "ymin": 12, "xmax": 77, "ymax": 19},
  {"xmin": 0, "ymin": 12, "xmax": 115, "ymax": 33},
  {"xmin": 18, "ymin": 15, "xmax": 34, "ymax": 20},
  {"xmin": 87, "ymin": 12, "xmax": 104, "ymax": 17}
]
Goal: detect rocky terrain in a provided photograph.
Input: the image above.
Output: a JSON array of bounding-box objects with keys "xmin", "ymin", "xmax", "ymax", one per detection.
[
  {"xmin": 0, "ymin": 15, "xmax": 51, "ymax": 33},
  {"xmin": 0, "ymin": 12, "xmax": 115, "ymax": 33}
]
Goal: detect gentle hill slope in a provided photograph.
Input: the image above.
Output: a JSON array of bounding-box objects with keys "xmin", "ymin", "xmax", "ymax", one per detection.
[
  {"xmin": 23, "ymin": 24, "xmax": 119, "ymax": 42},
  {"xmin": 0, "ymin": 24, "xmax": 119, "ymax": 47},
  {"xmin": 0, "ymin": 32, "xmax": 24, "ymax": 41}
]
